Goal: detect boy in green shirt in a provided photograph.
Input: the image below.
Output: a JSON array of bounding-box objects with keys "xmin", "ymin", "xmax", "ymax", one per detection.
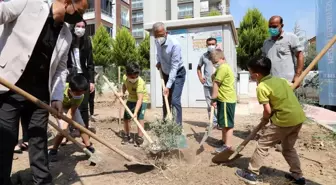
[
  {"xmin": 49, "ymin": 75, "xmax": 95, "ymax": 162},
  {"xmin": 210, "ymin": 49, "xmax": 237, "ymax": 153},
  {"xmin": 120, "ymin": 62, "xmax": 149, "ymax": 146},
  {"xmin": 235, "ymin": 57, "xmax": 306, "ymax": 185}
]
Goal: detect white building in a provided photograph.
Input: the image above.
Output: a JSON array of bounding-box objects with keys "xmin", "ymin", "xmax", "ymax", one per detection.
[{"xmin": 143, "ymin": 0, "xmax": 238, "ymax": 108}]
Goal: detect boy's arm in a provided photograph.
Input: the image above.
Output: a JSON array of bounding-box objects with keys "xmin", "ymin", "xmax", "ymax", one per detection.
[
  {"xmin": 211, "ymin": 81, "xmax": 220, "ymax": 107},
  {"xmin": 257, "ymin": 85, "xmax": 271, "ymax": 124},
  {"xmin": 133, "ymin": 93, "xmax": 144, "ymax": 118},
  {"xmin": 66, "ymin": 106, "xmax": 78, "ymax": 120},
  {"xmin": 261, "ymin": 103, "xmax": 272, "ymax": 123}
]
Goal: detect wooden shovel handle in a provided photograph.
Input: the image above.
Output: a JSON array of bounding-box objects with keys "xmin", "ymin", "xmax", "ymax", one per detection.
[
  {"xmin": 159, "ymin": 70, "xmax": 173, "ymax": 120},
  {"xmin": 233, "ymin": 34, "xmax": 336, "ymax": 156},
  {"xmin": 0, "ymin": 77, "xmax": 137, "ymax": 163},
  {"xmin": 101, "ymin": 75, "xmax": 153, "ymax": 144}
]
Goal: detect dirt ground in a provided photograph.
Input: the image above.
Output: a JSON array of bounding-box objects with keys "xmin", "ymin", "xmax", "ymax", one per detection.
[{"xmin": 11, "ymin": 93, "xmax": 336, "ymax": 185}]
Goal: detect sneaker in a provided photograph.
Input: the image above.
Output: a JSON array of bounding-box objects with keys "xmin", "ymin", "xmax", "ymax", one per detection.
[
  {"xmin": 214, "ymin": 145, "xmax": 230, "ymax": 154},
  {"xmin": 134, "ymin": 136, "xmax": 144, "ymax": 147},
  {"xmin": 285, "ymin": 173, "xmax": 306, "ymax": 185},
  {"xmin": 235, "ymin": 169, "xmax": 258, "ymax": 185},
  {"xmin": 90, "ymin": 115, "xmax": 97, "ymax": 122},
  {"xmin": 48, "ymin": 149, "xmax": 58, "ymax": 162},
  {"xmin": 121, "ymin": 135, "xmax": 131, "ymax": 145},
  {"xmin": 86, "ymin": 144, "xmax": 95, "ymax": 153}
]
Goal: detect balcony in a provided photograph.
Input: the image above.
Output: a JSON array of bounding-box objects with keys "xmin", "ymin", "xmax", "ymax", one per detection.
[
  {"xmin": 132, "ymin": 2, "xmax": 143, "ymax": 10},
  {"xmin": 85, "ymin": 8, "xmax": 95, "ymax": 13},
  {"xmin": 200, "ymin": 6, "xmax": 222, "ymax": 17},
  {"xmin": 132, "ymin": 17, "xmax": 143, "ymax": 24},
  {"xmin": 132, "ymin": 31, "xmax": 144, "ymax": 38},
  {"xmin": 178, "ymin": 10, "xmax": 193, "ymax": 19}
]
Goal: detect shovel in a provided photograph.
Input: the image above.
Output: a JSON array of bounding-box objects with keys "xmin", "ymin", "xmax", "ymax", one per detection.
[
  {"xmin": 0, "ymin": 77, "xmax": 146, "ymax": 165},
  {"xmin": 212, "ymin": 34, "xmax": 336, "ymax": 164},
  {"xmin": 197, "ymin": 106, "xmax": 215, "ymax": 154},
  {"xmin": 159, "ymin": 70, "xmax": 187, "ymax": 149},
  {"xmin": 49, "ymin": 119, "xmax": 101, "ymax": 165}
]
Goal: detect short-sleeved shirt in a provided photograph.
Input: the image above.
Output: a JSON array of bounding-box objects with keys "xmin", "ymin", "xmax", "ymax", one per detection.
[
  {"xmin": 123, "ymin": 75, "xmax": 149, "ymax": 103},
  {"xmin": 257, "ymin": 75, "xmax": 306, "ymax": 127},
  {"xmin": 262, "ymin": 32, "xmax": 304, "ymax": 82},
  {"xmin": 214, "ymin": 63, "xmax": 237, "ymax": 103},
  {"xmin": 198, "ymin": 52, "xmax": 215, "ymax": 87},
  {"xmin": 62, "ymin": 83, "xmax": 84, "ymax": 109}
]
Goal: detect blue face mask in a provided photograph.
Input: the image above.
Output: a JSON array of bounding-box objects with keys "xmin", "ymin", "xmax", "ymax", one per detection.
[{"xmin": 269, "ymin": 28, "xmax": 280, "ymax": 37}]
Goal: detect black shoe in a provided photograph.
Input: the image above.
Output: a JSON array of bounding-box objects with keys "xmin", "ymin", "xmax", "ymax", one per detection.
[
  {"xmin": 135, "ymin": 136, "xmax": 144, "ymax": 147},
  {"xmin": 121, "ymin": 135, "xmax": 131, "ymax": 145},
  {"xmin": 48, "ymin": 149, "xmax": 58, "ymax": 162},
  {"xmin": 285, "ymin": 173, "xmax": 306, "ymax": 185},
  {"xmin": 86, "ymin": 144, "xmax": 95, "ymax": 153}
]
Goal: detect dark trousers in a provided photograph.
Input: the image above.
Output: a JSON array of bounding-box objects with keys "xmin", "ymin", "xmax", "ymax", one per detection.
[
  {"xmin": 0, "ymin": 92, "xmax": 52, "ymax": 185},
  {"xmin": 89, "ymin": 90, "xmax": 95, "ymax": 116},
  {"xmin": 79, "ymin": 89, "xmax": 90, "ymax": 128},
  {"xmin": 162, "ymin": 67, "xmax": 186, "ymax": 125}
]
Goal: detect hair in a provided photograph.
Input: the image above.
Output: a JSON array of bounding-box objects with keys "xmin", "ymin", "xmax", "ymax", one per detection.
[
  {"xmin": 247, "ymin": 57, "xmax": 272, "ymax": 76},
  {"xmin": 206, "ymin": 37, "xmax": 217, "ymax": 44},
  {"xmin": 126, "ymin": 62, "xmax": 141, "ymax": 75},
  {"xmin": 68, "ymin": 74, "xmax": 89, "ymax": 92},
  {"xmin": 152, "ymin": 22, "xmax": 166, "ymax": 32},
  {"xmin": 210, "ymin": 49, "xmax": 225, "ymax": 62},
  {"xmin": 270, "ymin": 15, "xmax": 283, "ymax": 24}
]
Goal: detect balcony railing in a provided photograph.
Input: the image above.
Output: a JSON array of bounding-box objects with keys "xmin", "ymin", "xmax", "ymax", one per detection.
[
  {"xmin": 85, "ymin": 8, "xmax": 95, "ymax": 13},
  {"xmin": 200, "ymin": 6, "xmax": 222, "ymax": 17},
  {"xmin": 178, "ymin": 10, "xmax": 193, "ymax": 18},
  {"xmin": 132, "ymin": 17, "xmax": 143, "ymax": 24},
  {"xmin": 132, "ymin": 31, "xmax": 144, "ymax": 38},
  {"xmin": 101, "ymin": 9, "xmax": 112, "ymax": 17},
  {"xmin": 178, "ymin": 0, "xmax": 193, "ymax": 4},
  {"xmin": 132, "ymin": 2, "xmax": 143, "ymax": 9}
]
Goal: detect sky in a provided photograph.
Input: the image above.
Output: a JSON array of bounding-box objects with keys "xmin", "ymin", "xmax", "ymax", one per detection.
[{"xmin": 230, "ymin": 0, "xmax": 316, "ymax": 39}]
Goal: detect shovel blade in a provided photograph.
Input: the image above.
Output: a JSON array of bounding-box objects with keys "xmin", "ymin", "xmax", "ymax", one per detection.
[{"xmin": 212, "ymin": 149, "xmax": 235, "ymax": 164}]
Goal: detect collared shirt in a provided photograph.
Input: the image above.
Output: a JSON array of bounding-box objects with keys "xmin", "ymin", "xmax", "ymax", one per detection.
[
  {"xmin": 198, "ymin": 52, "xmax": 215, "ymax": 87},
  {"xmin": 16, "ymin": 5, "xmax": 63, "ymax": 100},
  {"xmin": 213, "ymin": 63, "xmax": 236, "ymax": 103},
  {"xmin": 122, "ymin": 75, "xmax": 149, "ymax": 103},
  {"xmin": 262, "ymin": 32, "xmax": 304, "ymax": 82},
  {"xmin": 257, "ymin": 75, "xmax": 306, "ymax": 127},
  {"xmin": 156, "ymin": 35, "xmax": 183, "ymax": 89}
]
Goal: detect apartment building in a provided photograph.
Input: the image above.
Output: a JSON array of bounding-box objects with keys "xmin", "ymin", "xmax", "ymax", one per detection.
[
  {"xmin": 144, "ymin": 0, "xmax": 230, "ymax": 23},
  {"xmin": 132, "ymin": 0, "xmax": 145, "ymax": 44},
  {"xmin": 84, "ymin": 0, "xmax": 132, "ymax": 38}
]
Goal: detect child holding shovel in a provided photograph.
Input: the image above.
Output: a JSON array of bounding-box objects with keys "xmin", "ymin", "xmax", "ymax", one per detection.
[
  {"xmin": 119, "ymin": 62, "xmax": 149, "ymax": 146},
  {"xmin": 235, "ymin": 57, "xmax": 306, "ymax": 185},
  {"xmin": 209, "ymin": 49, "xmax": 237, "ymax": 153},
  {"xmin": 49, "ymin": 74, "xmax": 95, "ymax": 162}
]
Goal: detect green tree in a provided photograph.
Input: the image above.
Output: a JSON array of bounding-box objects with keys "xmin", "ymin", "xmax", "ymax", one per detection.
[
  {"xmin": 92, "ymin": 25, "xmax": 113, "ymax": 68},
  {"xmin": 304, "ymin": 43, "xmax": 318, "ymax": 70},
  {"xmin": 208, "ymin": 9, "xmax": 221, "ymax": 16},
  {"xmin": 111, "ymin": 27, "xmax": 138, "ymax": 66},
  {"xmin": 237, "ymin": 8, "xmax": 269, "ymax": 69},
  {"xmin": 137, "ymin": 34, "xmax": 150, "ymax": 69}
]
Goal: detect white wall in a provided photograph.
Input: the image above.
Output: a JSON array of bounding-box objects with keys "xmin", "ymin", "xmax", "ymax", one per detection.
[{"xmin": 144, "ymin": 0, "xmax": 168, "ymax": 23}]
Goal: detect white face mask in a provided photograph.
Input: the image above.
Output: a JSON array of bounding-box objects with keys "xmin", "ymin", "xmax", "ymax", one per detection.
[
  {"xmin": 74, "ymin": 27, "xmax": 85, "ymax": 37},
  {"xmin": 207, "ymin": 45, "xmax": 216, "ymax": 52},
  {"xmin": 156, "ymin": 37, "xmax": 166, "ymax": 45},
  {"xmin": 128, "ymin": 77, "xmax": 139, "ymax": 83},
  {"xmin": 70, "ymin": 91, "xmax": 83, "ymax": 100}
]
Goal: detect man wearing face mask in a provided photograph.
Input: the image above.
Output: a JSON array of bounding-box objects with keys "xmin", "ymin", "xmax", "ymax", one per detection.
[
  {"xmin": 197, "ymin": 37, "xmax": 219, "ymax": 129},
  {"xmin": 153, "ymin": 22, "xmax": 186, "ymax": 126},
  {"xmin": 67, "ymin": 20, "xmax": 95, "ymax": 130},
  {"xmin": 262, "ymin": 15, "xmax": 304, "ymax": 85},
  {"xmin": 0, "ymin": 0, "xmax": 88, "ymax": 184}
]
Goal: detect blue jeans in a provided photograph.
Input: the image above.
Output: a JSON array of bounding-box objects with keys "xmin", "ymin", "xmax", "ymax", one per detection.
[{"xmin": 162, "ymin": 67, "xmax": 186, "ymax": 125}]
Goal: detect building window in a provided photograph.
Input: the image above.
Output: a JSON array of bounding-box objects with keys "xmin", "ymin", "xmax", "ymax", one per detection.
[
  {"xmin": 132, "ymin": 0, "xmax": 143, "ymax": 9},
  {"xmin": 122, "ymin": 0, "xmax": 130, "ymax": 4},
  {"xmin": 121, "ymin": 6, "xmax": 130, "ymax": 28},
  {"xmin": 86, "ymin": 24, "xmax": 95, "ymax": 36},
  {"xmin": 178, "ymin": 3, "xmax": 193, "ymax": 18},
  {"xmin": 132, "ymin": 25, "xmax": 144, "ymax": 38},
  {"xmin": 101, "ymin": 0, "xmax": 113, "ymax": 17},
  {"xmin": 105, "ymin": 26, "xmax": 113, "ymax": 37},
  {"xmin": 132, "ymin": 11, "xmax": 143, "ymax": 24},
  {"xmin": 86, "ymin": 0, "xmax": 95, "ymax": 13}
]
